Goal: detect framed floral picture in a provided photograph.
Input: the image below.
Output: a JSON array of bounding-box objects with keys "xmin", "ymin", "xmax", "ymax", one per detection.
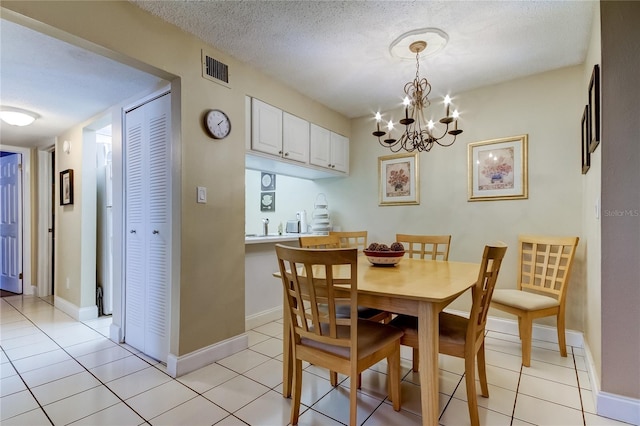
[
  {"xmin": 60, "ymin": 169, "xmax": 74, "ymax": 205},
  {"xmin": 468, "ymin": 135, "xmax": 528, "ymax": 201},
  {"xmin": 378, "ymin": 152, "xmax": 419, "ymax": 206}
]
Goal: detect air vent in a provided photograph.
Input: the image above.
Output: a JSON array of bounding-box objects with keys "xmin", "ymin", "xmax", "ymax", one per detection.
[{"xmin": 201, "ymin": 50, "xmax": 230, "ymax": 88}]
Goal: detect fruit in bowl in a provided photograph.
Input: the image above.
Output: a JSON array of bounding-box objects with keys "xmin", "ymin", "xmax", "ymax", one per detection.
[{"xmin": 363, "ymin": 242, "xmax": 405, "ymax": 266}]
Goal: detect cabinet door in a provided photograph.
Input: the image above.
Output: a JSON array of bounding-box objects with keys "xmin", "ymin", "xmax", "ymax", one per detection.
[
  {"xmin": 309, "ymin": 124, "xmax": 331, "ymax": 168},
  {"xmin": 330, "ymin": 132, "xmax": 349, "ymax": 173},
  {"xmin": 282, "ymin": 112, "xmax": 309, "ymax": 163},
  {"xmin": 251, "ymin": 99, "xmax": 282, "ymax": 156}
]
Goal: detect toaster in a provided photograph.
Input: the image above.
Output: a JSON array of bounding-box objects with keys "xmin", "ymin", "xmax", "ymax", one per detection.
[{"xmin": 286, "ymin": 220, "xmax": 300, "ymax": 233}]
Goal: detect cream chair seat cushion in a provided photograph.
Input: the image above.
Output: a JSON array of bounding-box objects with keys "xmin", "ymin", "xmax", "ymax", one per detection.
[{"xmin": 492, "ymin": 289, "xmax": 559, "ymax": 311}]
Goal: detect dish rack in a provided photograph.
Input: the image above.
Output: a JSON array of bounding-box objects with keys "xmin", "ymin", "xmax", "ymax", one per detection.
[{"xmin": 311, "ymin": 193, "xmax": 331, "ymax": 235}]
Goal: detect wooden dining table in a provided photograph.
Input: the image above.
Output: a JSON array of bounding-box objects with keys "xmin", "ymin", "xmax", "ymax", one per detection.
[{"xmin": 274, "ymin": 255, "xmax": 480, "ymax": 426}]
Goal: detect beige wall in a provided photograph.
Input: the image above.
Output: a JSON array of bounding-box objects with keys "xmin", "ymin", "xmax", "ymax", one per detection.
[
  {"xmin": 582, "ymin": 4, "xmax": 603, "ymax": 386},
  {"xmin": 600, "ymin": 1, "xmax": 640, "ymax": 400},
  {"xmin": 2, "ymin": 1, "xmax": 348, "ymax": 357},
  {"xmin": 319, "ymin": 66, "xmax": 586, "ymax": 329}
]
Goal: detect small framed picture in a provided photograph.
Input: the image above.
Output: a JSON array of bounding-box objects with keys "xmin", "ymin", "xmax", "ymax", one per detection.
[
  {"xmin": 60, "ymin": 169, "xmax": 74, "ymax": 205},
  {"xmin": 468, "ymin": 135, "xmax": 528, "ymax": 201},
  {"xmin": 581, "ymin": 105, "xmax": 591, "ymax": 174},
  {"xmin": 588, "ymin": 64, "xmax": 600, "ymax": 153},
  {"xmin": 261, "ymin": 172, "xmax": 276, "ymax": 191},
  {"xmin": 378, "ymin": 152, "xmax": 419, "ymax": 206},
  {"xmin": 260, "ymin": 191, "xmax": 275, "ymax": 211}
]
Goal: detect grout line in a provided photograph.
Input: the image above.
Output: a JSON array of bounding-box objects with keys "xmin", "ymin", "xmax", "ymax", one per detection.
[
  {"xmin": 509, "ymin": 363, "xmax": 523, "ymax": 426},
  {"xmin": 572, "ymin": 347, "xmax": 587, "ymax": 426}
]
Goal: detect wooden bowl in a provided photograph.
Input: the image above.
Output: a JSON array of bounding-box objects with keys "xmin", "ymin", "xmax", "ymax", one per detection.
[{"xmin": 363, "ymin": 249, "xmax": 405, "ymax": 266}]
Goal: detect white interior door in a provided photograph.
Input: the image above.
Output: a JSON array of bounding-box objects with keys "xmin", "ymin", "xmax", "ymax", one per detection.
[
  {"xmin": 0, "ymin": 152, "xmax": 23, "ymax": 294},
  {"xmin": 124, "ymin": 92, "xmax": 171, "ymax": 362}
]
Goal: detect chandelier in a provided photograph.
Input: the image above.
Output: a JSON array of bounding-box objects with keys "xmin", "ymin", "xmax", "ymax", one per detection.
[{"xmin": 373, "ymin": 40, "xmax": 462, "ymax": 153}]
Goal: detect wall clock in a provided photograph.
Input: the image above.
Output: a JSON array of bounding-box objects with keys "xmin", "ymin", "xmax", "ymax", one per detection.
[{"xmin": 204, "ymin": 109, "xmax": 231, "ymax": 139}]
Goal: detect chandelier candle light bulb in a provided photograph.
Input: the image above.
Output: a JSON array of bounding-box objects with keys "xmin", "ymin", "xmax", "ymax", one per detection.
[{"xmin": 373, "ymin": 37, "xmax": 463, "ymax": 152}]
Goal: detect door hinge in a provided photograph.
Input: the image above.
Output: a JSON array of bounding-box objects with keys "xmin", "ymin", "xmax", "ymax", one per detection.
[
  {"xmin": 18, "ymin": 163, "xmax": 23, "ymax": 171},
  {"xmin": 19, "ymin": 273, "xmax": 23, "ymax": 280}
]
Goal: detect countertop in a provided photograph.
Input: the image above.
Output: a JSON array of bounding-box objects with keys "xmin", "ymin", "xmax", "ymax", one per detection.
[{"xmin": 244, "ymin": 233, "xmax": 302, "ymax": 245}]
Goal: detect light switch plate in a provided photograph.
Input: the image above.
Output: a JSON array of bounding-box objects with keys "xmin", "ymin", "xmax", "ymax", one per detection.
[{"xmin": 197, "ymin": 186, "xmax": 207, "ymax": 204}]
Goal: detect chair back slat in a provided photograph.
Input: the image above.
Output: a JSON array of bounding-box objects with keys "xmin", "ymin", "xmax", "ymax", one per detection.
[
  {"xmin": 469, "ymin": 244, "xmax": 508, "ymax": 342},
  {"xmin": 395, "ymin": 234, "xmax": 451, "ymax": 260},
  {"xmin": 276, "ymin": 245, "xmax": 358, "ymax": 351},
  {"xmin": 330, "ymin": 231, "xmax": 368, "ymax": 253},
  {"xmin": 517, "ymin": 235, "xmax": 579, "ymax": 301},
  {"xmin": 299, "ymin": 234, "xmax": 341, "ymax": 249}
]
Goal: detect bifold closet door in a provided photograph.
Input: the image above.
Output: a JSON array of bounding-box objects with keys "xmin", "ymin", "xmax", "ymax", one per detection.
[{"xmin": 124, "ymin": 93, "xmax": 171, "ymax": 362}]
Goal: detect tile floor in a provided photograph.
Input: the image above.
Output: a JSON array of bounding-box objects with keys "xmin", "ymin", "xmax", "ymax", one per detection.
[{"xmin": 0, "ymin": 295, "xmax": 631, "ymax": 425}]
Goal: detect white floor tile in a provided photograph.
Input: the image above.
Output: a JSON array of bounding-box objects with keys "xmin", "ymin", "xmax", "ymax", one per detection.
[
  {"xmin": 518, "ymin": 373, "xmax": 582, "ymax": 409},
  {"xmin": 0, "ymin": 359, "xmax": 17, "ymax": 379},
  {"xmin": 106, "ymin": 365, "xmax": 172, "ymax": 399},
  {"xmin": 0, "ymin": 373, "xmax": 27, "ymax": 397},
  {"xmin": 217, "ymin": 348, "xmax": 271, "ymax": 374},
  {"xmin": 311, "ymin": 384, "xmax": 384, "ymax": 425},
  {"xmin": 0, "ymin": 408, "xmax": 50, "ymax": 426},
  {"xmin": 3, "ymin": 339, "xmax": 59, "ymax": 361},
  {"xmin": 513, "ymin": 393, "xmax": 584, "ymax": 425},
  {"xmin": 11, "ymin": 348, "xmax": 73, "ymax": 373},
  {"xmin": 0, "ymin": 331, "xmax": 51, "ymax": 350},
  {"xmin": 248, "ymin": 336, "xmax": 283, "ymax": 358},
  {"xmin": 365, "ymin": 401, "xmax": 423, "ymax": 426},
  {"xmin": 31, "ymin": 371, "xmax": 101, "ymax": 406},
  {"xmin": 68, "ymin": 402, "xmax": 144, "ymax": 426},
  {"xmin": 43, "ymin": 385, "xmax": 121, "ymax": 425},
  {"xmin": 90, "ymin": 354, "xmax": 150, "ymax": 383},
  {"xmin": 75, "ymin": 344, "xmax": 131, "ymax": 369},
  {"xmin": 453, "ymin": 380, "xmax": 517, "ymax": 417},
  {"xmin": 177, "ymin": 362, "xmax": 238, "ymax": 394},
  {"xmin": 20, "ymin": 358, "xmax": 85, "ymax": 388},
  {"xmin": 202, "ymin": 374, "xmax": 270, "ymax": 413},
  {"xmin": 150, "ymin": 395, "xmax": 229, "ymax": 425},
  {"xmin": 252, "ymin": 321, "xmax": 284, "ymax": 338},
  {"xmin": 522, "ymin": 359, "xmax": 579, "ymax": 387},
  {"xmin": 64, "ymin": 337, "xmax": 119, "ymax": 358},
  {"xmin": 584, "ymin": 411, "xmax": 633, "ymax": 425},
  {"xmin": 246, "ymin": 329, "xmax": 271, "ymax": 347},
  {"xmin": 440, "ymin": 396, "xmax": 512, "ymax": 426},
  {"xmin": 235, "ymin": 389, "xmax": 296, "ymax": 426},
  {"xmin": 296, "ymin": 407, "xmax": 345, "ymax": 425},
  {"xmin": 125, "ymin": 380, "xmax": 198, "ymax": 419},
  {"xmin": 242, "ymin": 358, "xmax": 284, "ymax": 389},
  {"xmin": 0, "ymin": 390, "xmax": 40, "ymax": 421}
]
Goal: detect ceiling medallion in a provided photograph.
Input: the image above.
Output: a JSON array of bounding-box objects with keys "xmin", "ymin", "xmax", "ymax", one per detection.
[{"xmin": 374, "ymin": 30, "xmax": 463, "ymax": 153}]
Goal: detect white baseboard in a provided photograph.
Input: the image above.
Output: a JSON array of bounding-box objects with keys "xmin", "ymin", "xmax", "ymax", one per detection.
[
  {"xmin": 484, "ymin": 314, "xmax": 584, "ymax": 348},
  {"xmin": 54, "ymin": 296, "xmax": 98, "ymax": 321},
  {"xmin": 583, "ymin": 341, "xmax": 640, "ymax": 425},
  {"xmin": 166, "ymin": 333, "xmax": 248, "ymax": 378},
  {"xmin": 246, "ymin": 306, "xmax": 283, "ymax": 331}
]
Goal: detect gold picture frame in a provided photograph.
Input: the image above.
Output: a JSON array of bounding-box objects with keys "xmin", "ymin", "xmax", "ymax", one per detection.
[
  {"xmin": 468, "ymin": 135, "xmax": 528, "ymax": 201},
  {"xmin": 378, "ymin": 152, "xmax": 419, "ymax": 206}
]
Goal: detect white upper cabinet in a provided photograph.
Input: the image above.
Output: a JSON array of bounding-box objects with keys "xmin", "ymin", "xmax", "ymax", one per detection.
[
  {"xmin": 282, "ymin": 112, "xmax": 309, "ymax": 163},
  {"xmin": 251, "ymin": 98, "xmax": 283, "ymax": 156},
  {"xmin": 251, "ymin": 99, "xmax": 309, "ymax": 164},
  {"xmin": 310, "ymin": 124, "xmax": 349, "ymax": 173}
]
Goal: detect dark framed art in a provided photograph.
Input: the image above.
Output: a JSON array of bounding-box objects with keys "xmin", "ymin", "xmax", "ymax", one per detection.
[
  {"xmin": 60, "ymin": 169, "xmax": 74, "ymax": 205},
  {"xmin": 588, "ymin": 64, "xmax": 600, "ymax": 153},
  {"xmin": 581, "ymin": 105, "xmax": 590, "ymax": 174}
]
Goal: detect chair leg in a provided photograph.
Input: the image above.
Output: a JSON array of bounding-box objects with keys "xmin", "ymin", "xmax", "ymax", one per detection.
[
  {"xmin": 349, "ymin": 376, "xmax": 358, "ymax": 426},
  {"xmin": 412, "ymin": 347, "xmax": 419, "ymax": 372},
  {"xmin": 464, "ymin": 353, "xmax": 480, "ymax": 426},
  {"xmin": 477, "ymin": 342, "xmax": 489, "ymax": 398},
  {"xmin": 557, "ymin": 312, "xmax": 567, "ymax": 357},
  {"xmin": 290, "ymin": 359, "xmax": 303, "ymax": 425},
  {"xmin": 521, "ymin": 316, "xmax": 533, "ymax": 367},
  {"xmin": 388, "ymin": 346, "xmax": 402, "ymax": 411},
  {"xmin": 330, "ymin": 370, "xmax": 338, "ymax": 386}
]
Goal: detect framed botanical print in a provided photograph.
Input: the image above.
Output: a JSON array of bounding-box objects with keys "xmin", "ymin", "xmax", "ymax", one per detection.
[
  {"xmin": 378, "ymin": 152, "xmax": 419, "ymax": 206},
  {"xmin": 60, "ymin": 169, "xmax": 74, "ymax": 205},
  {"xmin": 468, "ymin": 135, "xmax": 528, "ymax": 201}
]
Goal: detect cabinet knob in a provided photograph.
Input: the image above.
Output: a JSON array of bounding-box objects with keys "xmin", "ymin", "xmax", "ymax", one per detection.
[
  {"xmin": 284, "ymin": 152, "xmax": 289, "ymax": 157},
  {"xmin": 278, "ymin": 150, "xmax": 283, "ymax": 155},
  {"xmin": 153, "ymin": 230, "xmax": 159, "ymax": 234},
  {"xmin": 130, "ymin": 229, "xmax": 136, "ymax": 234}
]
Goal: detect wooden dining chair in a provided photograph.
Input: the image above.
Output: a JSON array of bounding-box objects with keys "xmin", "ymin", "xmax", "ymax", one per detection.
[
  {"xmin": 395, "ymin": 234, "xmax": 451, "ymax": 260},
  {"xmin": 275, "ymin": 245, "xmax": 403, "ymax": 426},
  {"xmin": 298, "ymin": 234, "xmax": 341, "ymax": 249},
  {"xmin": 389, "ymin": 243, "xmax": 508, "ymax": 426},
  {"xmin": 490, "ymin": 235, "xmax": 579, "ymax": 367},
  {"xmin": 393, "ymin": 234, "xmax": 452, "ymax": 371},
  {"xmin": 330, "ymin": 230, "xmax": 368, "ymax": 253},
  {"xmin": 299, "ymin": 233, "xmax": 389, "ymax": 386}
]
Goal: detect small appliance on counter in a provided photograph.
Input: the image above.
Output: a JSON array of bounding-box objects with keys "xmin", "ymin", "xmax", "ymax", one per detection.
[
  {"xmin": 285, "ymin": 210, "xmax": 309, "ymax": 233},
  {"xmin": 286, "ymin": 220, "xmax": 301, "ymax": 233},
  {"xmin": 311, "ymin": 193, "xmax": 331, "ymax": 235}
]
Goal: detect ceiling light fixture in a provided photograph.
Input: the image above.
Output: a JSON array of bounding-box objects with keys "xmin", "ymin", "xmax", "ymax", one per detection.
[
  {"xmin": 0, "ymin": 106, "xmax": 39, "ymax": 127},
  {"xmin": 373, "ymin": 39, "xmax": 463, "ymax": 153}
]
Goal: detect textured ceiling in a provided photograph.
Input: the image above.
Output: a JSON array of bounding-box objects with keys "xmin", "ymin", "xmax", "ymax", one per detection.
[
  {"xmin": 1, "ymin": 1, "xmax": 596, "ymax": 148},
  {"xmin": 131, "ymin": 0, "xmax": 596, "ymax": 118}
]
